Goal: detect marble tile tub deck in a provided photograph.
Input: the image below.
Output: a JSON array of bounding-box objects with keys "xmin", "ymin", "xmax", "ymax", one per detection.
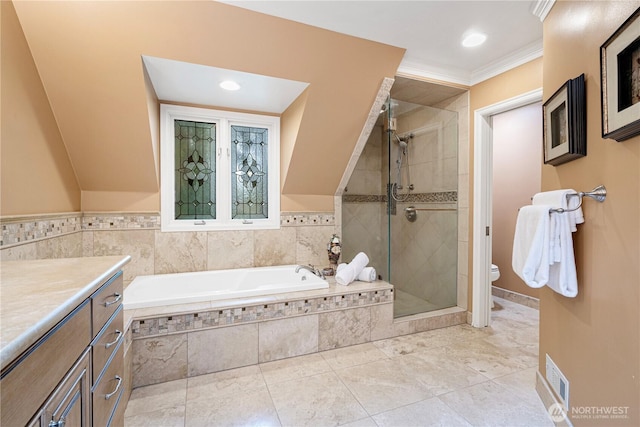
[
  {"xmin": 125, "ymin": 278, "xmax": 467, "ymax": 388},
  {"xmin": 124, "ymin": 297, "xmax": 551, "ymax": 426}
]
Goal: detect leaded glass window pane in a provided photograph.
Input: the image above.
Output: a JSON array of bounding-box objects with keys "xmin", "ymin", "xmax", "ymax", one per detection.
[
  {"xmin": 231, "ymin": 125, "xmax": 268, "ymax": 219},
  {"xmin": 174, "ymin": 120, "xmax": 216, "ymax": 219}
]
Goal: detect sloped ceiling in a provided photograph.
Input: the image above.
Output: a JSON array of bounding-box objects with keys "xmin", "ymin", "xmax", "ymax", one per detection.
[{"xmin": 13, "ymin": 1, "xmax": 404, "ymax": 208}]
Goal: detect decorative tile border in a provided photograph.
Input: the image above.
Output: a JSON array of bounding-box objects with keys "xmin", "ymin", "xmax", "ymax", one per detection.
[
  {"xmin": 0, "ymin": 211, "xmax": 336, "ymax": 248},
  {"xmin": 343, "ymin": 191, "xmax": 457, "ymax": 204},
  {"xmin": 130, "ymin": 288, "xmax": 393, "ymax": 339},
  {"xmin": 0, "ymin": 213, "xmax": 82, "ymax": 247}
]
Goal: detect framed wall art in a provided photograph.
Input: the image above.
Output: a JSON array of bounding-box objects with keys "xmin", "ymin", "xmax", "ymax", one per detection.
[
  {"xmin": 543, "ymin": 74, "xmax": 586, "ymax": 166},
  {"xmin": 601, "ymin": 7, "xmax": 640, "ymax": 142}
]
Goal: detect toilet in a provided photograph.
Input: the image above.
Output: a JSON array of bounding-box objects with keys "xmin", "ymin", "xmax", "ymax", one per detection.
[
  {"xmin": 490, "ymin": 264, "xmax": 500, "ymax": 308},
  {"xmin": 491, "ymin": 264, "xmax": 500, "ymax": 282}
]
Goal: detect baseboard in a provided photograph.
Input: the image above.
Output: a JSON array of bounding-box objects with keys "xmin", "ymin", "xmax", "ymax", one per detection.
[
  {"xmin": 492, "ymin": 286, "xmax": 539, "ymax": 310},
  {"xmin": 536, "ymin": 370, "xmax": 573, "ymax": 427}
]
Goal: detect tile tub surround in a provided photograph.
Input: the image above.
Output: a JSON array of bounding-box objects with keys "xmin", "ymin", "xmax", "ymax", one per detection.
[
  {"xmin": 127, "ymin": 279, "xmax": 467, "ymax": 388},
  {"xmin": 123, "ymin": 297, "xmax": 551, "ymax": 426},
  {"xmin": 1, "ymin": 211, "xmax": 339, "ymax": 284}
]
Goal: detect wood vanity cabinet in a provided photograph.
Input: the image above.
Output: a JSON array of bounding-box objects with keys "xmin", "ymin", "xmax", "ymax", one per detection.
[{"xmin": 1, "ymin": 271, "xmax": 126, "ymax": 427}]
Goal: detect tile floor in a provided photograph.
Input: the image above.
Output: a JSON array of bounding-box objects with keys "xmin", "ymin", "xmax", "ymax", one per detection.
[{"xmin": 124, "ymin": 297, "xmax": 553, "ymax": 426}]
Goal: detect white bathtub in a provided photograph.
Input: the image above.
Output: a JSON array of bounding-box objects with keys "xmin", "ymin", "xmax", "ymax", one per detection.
[{"xmin": 124, "ymin": 265, "xmax": 329, "ymax": 309}]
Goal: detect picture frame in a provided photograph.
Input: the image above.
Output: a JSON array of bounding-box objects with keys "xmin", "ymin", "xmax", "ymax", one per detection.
[
  {"xmin": 600, "ymin": 7, "xmax": 640, "ymax": 142},
  {"xmin": 543, "ymin": 74, "xmax": 586, "ymax": 166}
]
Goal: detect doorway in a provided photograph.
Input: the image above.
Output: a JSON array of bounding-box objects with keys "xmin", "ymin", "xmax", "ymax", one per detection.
[{"xmin": 472, "ymin": 88, "xmax": 543, "ymax": 327}]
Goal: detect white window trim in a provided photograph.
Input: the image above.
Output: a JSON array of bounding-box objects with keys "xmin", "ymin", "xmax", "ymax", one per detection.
[{"xmin": 160, "ymin": 104, "xmax": 280, "ymax": 232}]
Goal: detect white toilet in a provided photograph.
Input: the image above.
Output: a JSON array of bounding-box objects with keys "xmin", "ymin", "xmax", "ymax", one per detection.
[{"xmin": 490, "ymin": 264, "xmax": 500, "ymax": 308}]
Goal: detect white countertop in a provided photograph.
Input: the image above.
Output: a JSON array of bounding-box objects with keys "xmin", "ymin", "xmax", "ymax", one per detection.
[{"xmin": 0, "ymin": 255, "xmax": 131, "ymax": 370}]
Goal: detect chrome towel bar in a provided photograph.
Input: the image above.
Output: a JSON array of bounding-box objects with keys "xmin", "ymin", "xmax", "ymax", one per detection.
[{"xmin": 548, "ymin": 185, "xmax": 607, "ymax": 213}]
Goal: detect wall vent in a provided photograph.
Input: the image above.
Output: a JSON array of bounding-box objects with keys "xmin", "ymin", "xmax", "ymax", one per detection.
[{"xmin": 546, "ymin": 353, "xmax": 569, "ymax": 411}]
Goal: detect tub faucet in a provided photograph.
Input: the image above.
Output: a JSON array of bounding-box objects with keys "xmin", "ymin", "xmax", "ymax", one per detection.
[{"xmin": 295, "ymin": 264, "xmax": 325, "ymax": 279}]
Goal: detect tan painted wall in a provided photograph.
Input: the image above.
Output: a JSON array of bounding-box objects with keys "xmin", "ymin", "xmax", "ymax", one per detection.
[
  {"xmin": 11, "ymin": 0, "xmax": 404, "ymax": 214},
  {"xmin": 492, "ymin": 103, "xmax": 542, "ymax": 298},
  {"xmin": 540, "ymin": 1, "xmax": 639, "ymax": 423},
  {"xmin": 1, "ymin": 1, "xmax": 80, "ymax": 215},
  {"xmin": 468, "ymin": 57, "xmax": 544, "ymax": 308}
]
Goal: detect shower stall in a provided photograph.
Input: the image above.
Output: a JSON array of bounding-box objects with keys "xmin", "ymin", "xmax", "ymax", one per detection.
[{"xmin": 342, "ymin": 96, "xmax": 459, "ymax": 318}]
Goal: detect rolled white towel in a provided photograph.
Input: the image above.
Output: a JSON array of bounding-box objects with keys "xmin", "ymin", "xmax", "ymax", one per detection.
[
  {"xmin": 335, "ymin": 252, "xmax": 369, "ymax": 286},
  {"xmin": 357, "ymin": 266, "xmax": 377, "ymax": 282}
]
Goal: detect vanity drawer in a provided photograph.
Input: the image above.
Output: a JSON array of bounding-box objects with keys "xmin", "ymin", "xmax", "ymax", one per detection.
[
  {"xmin": 0, "ymin": 302, "xmax": 91, "ymax": 427},
  {"xmin": 92, "ymin": 272, "xmax": 123, "ymax": 335},
  {"xmin": 92, "ymin": 306, "xmax": 124, "ymax": 385},
  {"xmin": 93, "ymin": 341, "xmax": 124, "ymax": 427}
]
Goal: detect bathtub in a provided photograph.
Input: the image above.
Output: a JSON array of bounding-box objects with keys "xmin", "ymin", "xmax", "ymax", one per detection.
[{"xmin": 124, "ymin": 265, "xmax": 329, "ymax": 309}]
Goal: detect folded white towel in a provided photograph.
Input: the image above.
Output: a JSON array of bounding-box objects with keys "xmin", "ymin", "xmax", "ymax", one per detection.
[
  {"xmin": 335, "ymin": 252, "xmax": 369, "ymax": 286},
  {"xmin": 547, "ymin": 212, "xmax": 578, "ymax": 297},
  {"xmin": 532, "ymin": 189, "xmax": 584, "ymax": 232},
  {"xmin": 512, "ymin": 205, "xmax": 553, "ymax": 288},
  {"xmin": 358, "ymin": 266, "xmax": 377, "ymax": 282},
  {"xmin": 338, "ymin": 263, "xmax": 376, "ymax": 282}
]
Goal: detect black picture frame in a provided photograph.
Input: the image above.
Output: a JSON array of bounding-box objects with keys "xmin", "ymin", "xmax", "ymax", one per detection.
[
  {"xmin": 600, "ymin": 7, "xmax": 640, "ymax": 142},
  {"xmin": 543, "ymin": 74, "xmax": 586, "ymax": 166}
]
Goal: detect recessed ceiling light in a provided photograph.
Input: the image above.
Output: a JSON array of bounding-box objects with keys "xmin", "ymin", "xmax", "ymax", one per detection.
[
  {"xmin": 462, "ymin": 33, "xmax": 487, "ymax": 48},
  {"xmin": 220, "ymin": 80, "xmax": 241, "ymax": 91}
]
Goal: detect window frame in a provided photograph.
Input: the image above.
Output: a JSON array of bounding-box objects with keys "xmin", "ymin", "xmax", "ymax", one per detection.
[{"xmin": 160, "ymin": 104, "xmax": 280, "ymax": 232}]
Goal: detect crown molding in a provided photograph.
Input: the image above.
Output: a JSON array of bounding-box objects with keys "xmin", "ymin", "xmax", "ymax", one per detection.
[
  {"xmin": 470, "ymin": 39, "xmax": 543, "ymax": 85},
  {"xmin": 397, "ymin": 38, "xmax": 543, "ymax": 87},
  {"xmin": 531, "ymin": 0, "xmax": 556, "ymax": 22}
]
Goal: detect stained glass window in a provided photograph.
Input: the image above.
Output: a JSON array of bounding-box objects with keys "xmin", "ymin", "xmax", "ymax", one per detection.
[
  {"xmin": 231, "ymin": 125, "xmax": 268, "ymax": 219},
  {"xmin": 174, "ymin": 120, "xmax": 216, "ymax": 220}
]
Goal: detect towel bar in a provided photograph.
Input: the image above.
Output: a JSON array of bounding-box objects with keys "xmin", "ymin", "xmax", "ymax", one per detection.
[{"xmin": 549, "ymin": 185, "xmax": 607, "ymax": 213}]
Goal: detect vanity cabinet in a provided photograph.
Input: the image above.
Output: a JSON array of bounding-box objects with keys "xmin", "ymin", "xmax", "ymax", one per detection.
[{"xmin": 0, "ymin": 269, "xmax": 126, "ymax": 427}]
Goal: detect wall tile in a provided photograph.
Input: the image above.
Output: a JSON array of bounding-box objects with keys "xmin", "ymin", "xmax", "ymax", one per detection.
[
  {"xmin": 36, "ymin": 232, "xmax": 83, "ymax": 259},
  {"xmin": 93, "ymin": 230, "xmax": 155, "ymax": 283},
  {"xmin": 188, "ymin": 324, "xmax": 258, "ymax": 376},
  {"xmin": 254, "ymin": 227, "xmax": 296, "ymax": 267},
  {"xmin": 0, "ymin": 242, "xmax": 37, "ymax": 261},
  {"xmin": 207, "ymin": 230, "xmax": 254, "ymax": 270},
  {"xmin": 295, "ymin": 225, "xmax": 334, "ymax": 267},
  {"xmin": 132, "ymin": 334, "xmax": 188, "ymax": 387},
  {"xmin": 370, "ymin": 303, "xmax": 395, "ymax": 341},
  {"xmin": 82, "ymin": 231, "xmax": 94, "ymax": 256},
  {"xmin": 319, "ymin": 307, "xmax": 371, "ymax": 351},
  {"xmin": 154, "ymin": 231, "xmax": 207, "ymax": 274},
  {"xmin": 258, "ymin": 315, "xmax": 319, "ymax": 362}
]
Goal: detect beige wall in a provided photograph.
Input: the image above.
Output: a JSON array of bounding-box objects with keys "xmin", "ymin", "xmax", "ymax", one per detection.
[
  {"xmin": 492, "ymin": 103, "xmax": 542, "ymax": 298},
  {"xmin": 468, "ymin": 57, "xmax": 544, "ymax": 308},
  {"xmin": 1, "ymin": 1, "xmax": 80, "ymax": 215},
  {"xmin": 9, "ymin": 0, "xmax": 404, "ymax": 214},
  {"xmin": 540, "ymin": 1, "xmax": 639, "ymax": 424}
]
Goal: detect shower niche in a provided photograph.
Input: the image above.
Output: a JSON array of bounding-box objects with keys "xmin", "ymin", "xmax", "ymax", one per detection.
[{"xmin": 342, "ymin": 77, "xmax": 466, "ymax": 318}]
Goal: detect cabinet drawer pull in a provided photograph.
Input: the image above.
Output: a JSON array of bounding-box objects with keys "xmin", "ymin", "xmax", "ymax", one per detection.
[
  {"xmin": 104, "ymin": 293, "xmax": 122, "ymax": 307},
  {"xmin": 105, "ymin": 329, "xmax": 123, "ymax": 349},
  {"xmin": 105, "ymin": 375, "xmax": 123, "ymax": 400}
]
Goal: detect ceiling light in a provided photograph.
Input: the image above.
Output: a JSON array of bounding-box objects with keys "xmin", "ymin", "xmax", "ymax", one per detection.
[
  {"xmin": 462, "ymin": 33, "xmax": 487, "ymax": 48},
  {"xmin": 219, "ymin": 80, "xmax": 241, "ymax": 91}
]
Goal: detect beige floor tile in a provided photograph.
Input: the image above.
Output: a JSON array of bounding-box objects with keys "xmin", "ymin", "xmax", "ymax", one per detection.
[
  {"xmin": 124, "ymin": 378, "xmax": 187, "ymax": 417},
  {"xmin": 320, "ymin": 342, "xmax": 388, "ymax": 370},
  {"xmin": 339, "ymin": 417, "xmax": 378, "ymax": 427},
  {"xmin": 124, "ymin": 406, "xmax": 185, "ymax": 427},
  {"xmin": 268, "ymin": 371, "xmax": 368, "ymax": 427},
  {"xmin": 439, "ymin": 380, "xmax": 554, "ymax": 426},
  {"xmin": 124, "ymin": 379, "xmax": 187, "ymax": 427},
  {"xmin": 336, "ymin": 358, "xmax": 433, "ymax": 415},
  {"xmin": 372, "ymin": 397, "xmax": 473, "ymax": 427},
  {"xmin": 187, "ymin": 365, "xmax": 266, "ymax": 399},
  {"xmin": 185, "ymin": 385, "xmax": 280, "ymax": 427},
  {"xmin": 259, "ymin": 353, "xmax": 332, "ymax": 385},
  {"xmin": 439, "ymin": 337, "xmax": 537, "ymax": 379},
  {"xmin": 399, "ymin": 347, "xmax": 491, "ymax": 395}
]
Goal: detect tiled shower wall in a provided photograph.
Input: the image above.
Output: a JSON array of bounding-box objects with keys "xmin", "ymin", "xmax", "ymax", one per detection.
[{"xmin": 0, "ymin": 212, "xmax": 338, "ymax": 286}]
